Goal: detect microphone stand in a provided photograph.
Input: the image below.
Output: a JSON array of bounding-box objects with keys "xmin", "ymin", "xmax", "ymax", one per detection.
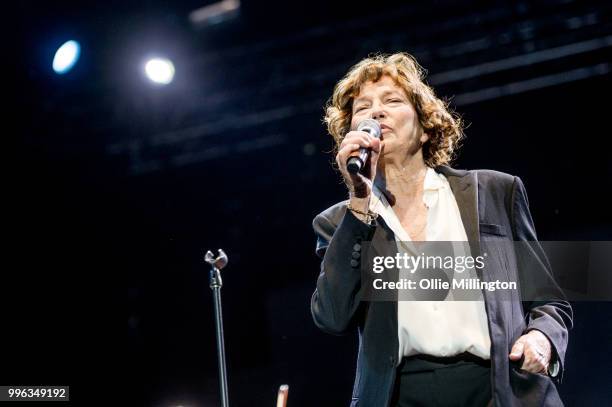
[{"xmin": 205, "ymin": 249, "xmax": 230, "ymax": 407}]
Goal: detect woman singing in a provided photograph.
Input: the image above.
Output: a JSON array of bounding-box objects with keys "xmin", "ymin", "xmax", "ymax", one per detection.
[{"xmin": 311, "ymin": 53, "xmax": 572, "ymax": 407}]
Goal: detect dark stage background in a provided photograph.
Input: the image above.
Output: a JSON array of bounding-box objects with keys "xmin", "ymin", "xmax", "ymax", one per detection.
[{"xmin": 8, "ymin": 0, "xmax": 612, "ymax": 405}]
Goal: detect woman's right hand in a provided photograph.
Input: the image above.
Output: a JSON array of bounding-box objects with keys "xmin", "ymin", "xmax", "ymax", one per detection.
[{"xmin": 335, "ymin": 130, "xmax": 382, "ymax": 211}]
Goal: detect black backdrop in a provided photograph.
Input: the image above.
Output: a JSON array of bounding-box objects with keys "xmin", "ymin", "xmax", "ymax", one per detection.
[{"xmin": 7, "ymin": 0, "xmax": 612, "ymax": 405}]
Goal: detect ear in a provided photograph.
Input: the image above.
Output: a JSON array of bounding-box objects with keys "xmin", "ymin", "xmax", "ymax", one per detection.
[{"xmin": 420, "ymin": 132, "xmax": 430, "ymax": 144}]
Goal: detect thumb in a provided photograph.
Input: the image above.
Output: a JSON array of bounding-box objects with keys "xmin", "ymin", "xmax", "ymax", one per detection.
[{"xmin": 509, "ymin": 341, "xmax": 524, "ymax": 360}]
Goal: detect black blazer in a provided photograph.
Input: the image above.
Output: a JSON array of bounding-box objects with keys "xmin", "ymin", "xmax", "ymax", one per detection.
[{"xmin": 311, "ymin": 166, "xmax": 572, "ymax": 407}]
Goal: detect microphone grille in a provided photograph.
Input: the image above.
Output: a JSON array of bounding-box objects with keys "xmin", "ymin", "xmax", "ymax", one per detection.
[{"xmin": 357, "ymin": 119, "xmax": 381, "ymax": 138}]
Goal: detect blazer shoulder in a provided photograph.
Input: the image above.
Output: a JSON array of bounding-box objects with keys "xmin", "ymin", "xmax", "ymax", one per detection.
[
  {"xmin": 437, "ymin": 165, "xmax": 516, "ymax": 188},
  {"xmin": 472, "ymin": 168, "xmax": 516, "ymax": 186},
  {"xmin": 472, "ymin": 169, "xmax": 521, "ymax": 202}
]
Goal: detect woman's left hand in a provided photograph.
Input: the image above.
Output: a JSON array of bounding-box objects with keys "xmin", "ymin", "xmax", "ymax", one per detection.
[{"xmin": 508, "ymin": 330, "xmax": 552, "ymax": 374}]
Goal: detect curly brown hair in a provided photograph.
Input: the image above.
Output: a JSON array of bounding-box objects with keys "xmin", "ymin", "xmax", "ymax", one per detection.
[{"xmin": 324, "ymin": 52, "xmax": 465, "ymax": 167}]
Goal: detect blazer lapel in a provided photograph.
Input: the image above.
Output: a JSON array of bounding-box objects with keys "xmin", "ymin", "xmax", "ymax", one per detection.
[{"xmin": 436, "ymin": 166, "xmax": 481, "ymax": 258}]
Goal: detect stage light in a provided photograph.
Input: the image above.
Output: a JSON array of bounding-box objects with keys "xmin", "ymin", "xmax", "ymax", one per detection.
[
  {"xmin": 144, "ymin": 58, "xmax": 175, "ymax": 85},
  {"xmin": 52, "ymin": 40, "xmax": 80, "ymax": 74}
]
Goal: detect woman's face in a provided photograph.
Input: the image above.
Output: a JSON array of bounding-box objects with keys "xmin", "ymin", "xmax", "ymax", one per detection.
[{"xmin": 350, "ymin": 75, "xmax": 428, "ymax": 160}]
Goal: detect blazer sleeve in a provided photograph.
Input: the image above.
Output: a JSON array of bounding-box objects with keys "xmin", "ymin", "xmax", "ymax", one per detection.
[
  {"xmin": 310, "ymin": 207, "xmax": 376, "ymax": 335},
  {"xmin": 510, "ymin": 176, "xmax": 573, "ymax": 383}
]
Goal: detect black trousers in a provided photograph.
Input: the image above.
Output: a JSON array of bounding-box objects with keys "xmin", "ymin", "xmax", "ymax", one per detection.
[{"xmin": 391, "ymin": 352, "xmax": 492, "ymax": 407}]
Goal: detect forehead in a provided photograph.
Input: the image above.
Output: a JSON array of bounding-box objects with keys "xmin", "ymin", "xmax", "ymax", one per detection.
[{"xmin": 355, "ymin": 76, "xmax": 405, "ymax": 99}]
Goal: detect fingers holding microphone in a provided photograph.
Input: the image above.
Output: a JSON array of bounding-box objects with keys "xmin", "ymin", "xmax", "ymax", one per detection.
[{"xmin": 336, "ymin": 130, "xmax": 382, "ymax": 199}]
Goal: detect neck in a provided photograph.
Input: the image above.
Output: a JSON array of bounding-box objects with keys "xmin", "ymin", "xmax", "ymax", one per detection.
[{"xmin": 374, "ymin": 153, "xmax": 428, "ymax": 206}]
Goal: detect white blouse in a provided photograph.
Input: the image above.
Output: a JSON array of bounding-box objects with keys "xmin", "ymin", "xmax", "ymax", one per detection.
[{"xmin": 370, "ymin": 167, "xmax": 491, "ymax": 362}]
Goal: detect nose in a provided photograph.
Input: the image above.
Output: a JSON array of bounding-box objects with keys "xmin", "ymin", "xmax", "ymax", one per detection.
[{"xmin": 370, "ymin": 101, "xmax": 386, "ymax": 120}]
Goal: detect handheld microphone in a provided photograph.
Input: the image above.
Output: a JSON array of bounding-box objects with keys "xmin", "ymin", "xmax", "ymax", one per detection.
[{"xmin": 346, "ymin": 119, "xmax": 381, "ymax": 174}]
